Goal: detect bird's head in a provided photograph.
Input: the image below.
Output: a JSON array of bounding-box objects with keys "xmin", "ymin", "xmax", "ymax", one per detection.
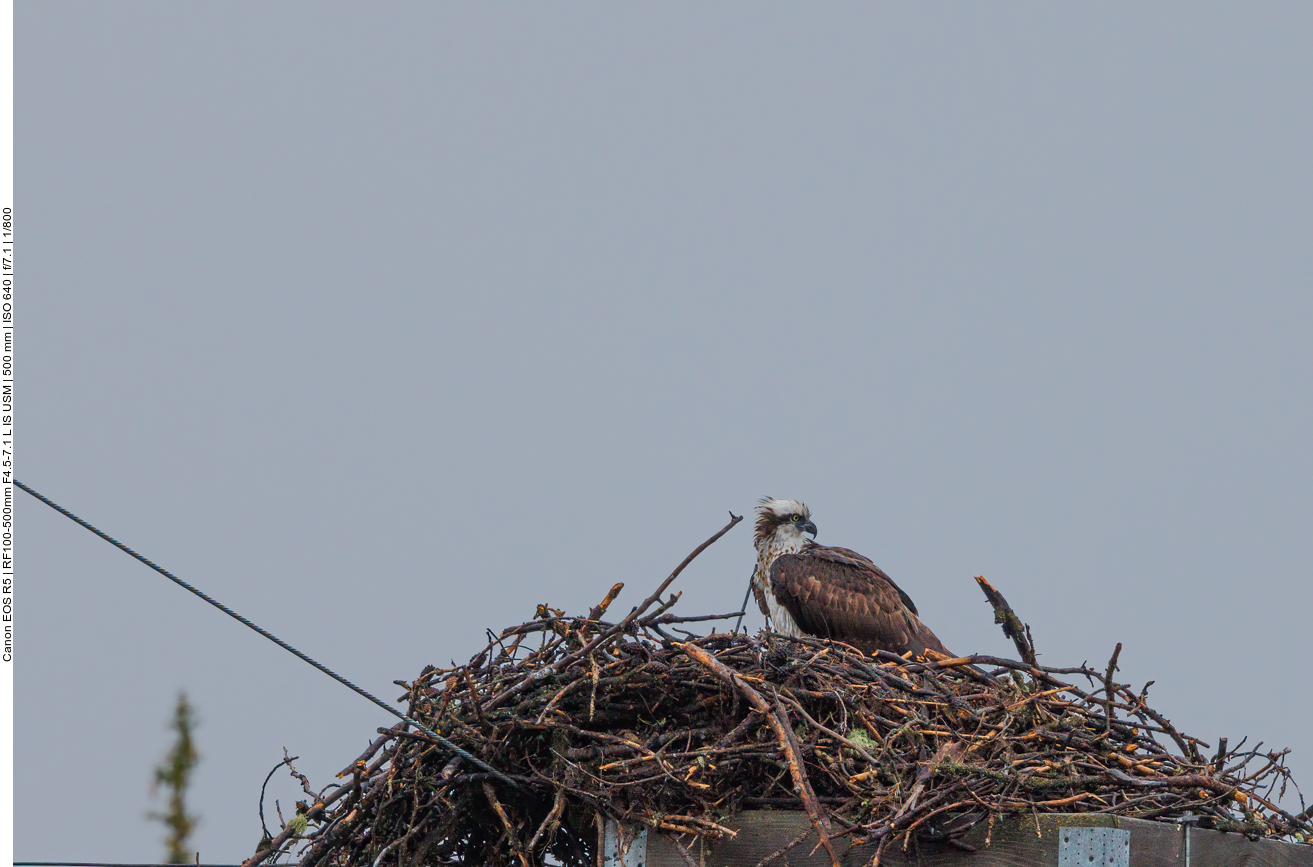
[{"xmin": 754, "ymin": 497, "xmax": 818, "ymax": 551}]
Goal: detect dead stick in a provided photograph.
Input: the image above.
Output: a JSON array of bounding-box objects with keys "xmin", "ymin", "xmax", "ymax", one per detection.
[
  {"xmin": 1103, "ymin": 642, "xmax": 1122, "ymax": 732},
  {"xmin": 1103, "ymin": 768, "xmax": 1239, "ymax": 797},
  {"xmin": 629, "ymin": 511, "xmax": 743, "ymax": 622},
  {"xmin": 484, "ymin": 512, "xmax": 742, "ymax": 711},
  {"xmin": 588, "ymin": 582, "xmax": 625, "ymax": 621},
  {"xmin": 891, "ymin": 743, "xmax": 961, "ymax": 825},
  {"xmin": 527, "ymin": 788, "xmax": 567, "ymax": 854},
  {"xmin": 645, "ymin": 611, "xmax": 746, "ymax": 625},
  {"xmin": 750, "ymin": 824, "xmax": 814, "ymax": 867},
  {"xmin": 242, "ymin": 727, "xmax": 402, "ymax": 867},
  {"xmin": 482, "ymin": 781, "xmax": 532, "ymax": 867},
  {"xmin": 974, "ymin": 576, "xmax": 1037, "ymax": 667},
  {"xmin": 871, "ymin": 834, "xmax": 890, "ymax": 867},
  {"xmin": 1136, "ymin": 702, "xmax": 1196, "ymax": 759},
  {"xmin": 660, "ymin": 832, "xmax": 700, "ymax": 867},
  {"xmin": 682, "ymin": 642, "xmax": 842, "ymax": 867}
]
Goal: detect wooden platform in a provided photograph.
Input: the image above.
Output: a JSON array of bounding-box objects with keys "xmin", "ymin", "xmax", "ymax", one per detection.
[{"xmin": 608, "ymin": 810, "xmax": 1313, "ymax": 867}]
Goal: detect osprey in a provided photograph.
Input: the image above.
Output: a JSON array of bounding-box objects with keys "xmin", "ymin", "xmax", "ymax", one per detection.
[{"xmin": 752, "ymin": 497, "xmax": 950, "ymax": 657}]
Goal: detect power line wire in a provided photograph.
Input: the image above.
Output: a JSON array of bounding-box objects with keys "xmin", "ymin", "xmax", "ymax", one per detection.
[{"xmin": 16, "ymin": 479, "xmax": 517, "ymax": 788}]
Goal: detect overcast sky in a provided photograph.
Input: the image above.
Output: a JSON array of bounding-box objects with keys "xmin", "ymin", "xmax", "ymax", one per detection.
[{"xmin": 18, "ymin": 3, "xmax": 1313, "ymax": 862}]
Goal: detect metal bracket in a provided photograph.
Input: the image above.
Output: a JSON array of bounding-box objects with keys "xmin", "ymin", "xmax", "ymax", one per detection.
[
  {"xmin": 602, "ymin": 818, "xmax": 649, "ymax": 867},
  {"xmin": 1058, "ymin": 826, "xmax": 1130, "ymax": 867}
]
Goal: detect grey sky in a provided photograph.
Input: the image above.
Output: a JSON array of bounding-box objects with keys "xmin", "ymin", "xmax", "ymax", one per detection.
[{"xmin": 18, "ymin": 3, "xmax": 1312, "ymax": 861}]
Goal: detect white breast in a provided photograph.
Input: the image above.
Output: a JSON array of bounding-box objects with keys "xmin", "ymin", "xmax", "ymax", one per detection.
[
  {"xmin": 755, "ymin": 537, "xmax": 807, "ymax": 638},
  {"xmin": 763, "ymin": 588, "xmax": 804, "ymax": 637}
]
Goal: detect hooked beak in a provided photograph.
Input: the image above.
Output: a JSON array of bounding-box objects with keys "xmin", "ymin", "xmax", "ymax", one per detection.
[{"xmin": 800, "ymin": 520, "xmax": 817, "ymax": 538}]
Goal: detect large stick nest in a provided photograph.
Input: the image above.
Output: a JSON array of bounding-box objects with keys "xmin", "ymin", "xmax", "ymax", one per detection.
[{"xmin": 248, "ymin": 519, "xmax": 1310, "ymax": 867}]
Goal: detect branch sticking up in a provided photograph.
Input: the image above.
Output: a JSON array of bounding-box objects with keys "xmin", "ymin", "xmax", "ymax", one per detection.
[
  {"xmin": 482, "ymin": 511, "xmax": 743, "ymax": 712},
  {"xmin": 588, "ymin": 583, "xmax": 624, "ymax": 622},
  {"xmin": 1103, "ymin": 642, "xmax": 1122, "ymax": 732},
  {"xmin": 974, "ymin": 576, "xmax": 1038, "ymax": 667}
]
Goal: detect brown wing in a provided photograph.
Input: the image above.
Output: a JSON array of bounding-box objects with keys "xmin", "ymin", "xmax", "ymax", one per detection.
[
  {"xmin": 813, "ymin": 546, "xmax": 920, "ymax": 615},
  {"xmin": 769, "ymin": 546, "xmax": 950, "ymax": 657}
]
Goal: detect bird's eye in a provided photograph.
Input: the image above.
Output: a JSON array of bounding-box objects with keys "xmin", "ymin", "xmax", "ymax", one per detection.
[{"xmin": 790, "ymin": 514, "xmax": 801, "ymax": 522}]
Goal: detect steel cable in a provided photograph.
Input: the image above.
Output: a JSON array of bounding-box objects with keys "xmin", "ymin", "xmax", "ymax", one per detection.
[{"xmin": 16, "ymin": 479, "xmax": 518, "ymax": 788}]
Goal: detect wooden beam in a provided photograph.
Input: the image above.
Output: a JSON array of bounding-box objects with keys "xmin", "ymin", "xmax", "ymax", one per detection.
[{"xmin": 642, "ymin": 811, "xmax": 1313, "ymax": 867}]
